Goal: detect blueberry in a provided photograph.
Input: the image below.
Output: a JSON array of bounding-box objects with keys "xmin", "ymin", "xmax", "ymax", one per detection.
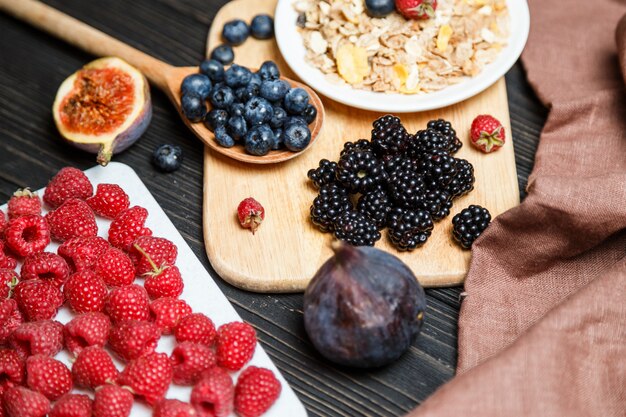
[
  {"xmin": 284, "ymin": 88, "xmax": 310, "ymax": 114},
  {"xmin": 284, "ymin": 122, "xmax": 311, "ymax": 152},
  {"xmin": 208, "ymin": 85, "xmax": 235, "ymax": 109},
  {"xmin": 258, "ymin": 61, "xmax": 280, "ymax": 81},
  {"xmin": 222, "ymin": 19, "xmax": 250, "ymax": 46},
  {"xmin": 260, "ymin": 80, "xmax": 289, "ymax": 102},
  {"xmin": 364, "ymin": 0, "xmax": 395, "ymax": 18},
  {"xmin": 285, "ymin": 116, "xmax": 308, "ymax": 127},
  {"xmin": 181, "ymin": 94, "xmax": 207, "ymax": 122},
  {"xmin": 214, "ymin": 126, "xmax": 235, "ymax": 148},
  {"xmin": 199, "ymin": 59, "xmax": 225, "ymax": 82},
  {"xmin": 180, "ymin": 74, "xmax": 212, "ymax": 99},
  {"xmin": 210, "ymin": 45, "xmax": 234, "ymax": 65},
  {"xmin": 227, "ymin": 116, "xmax": 248, "ymax": 141},
  {"xmin": 244, "ymin": 97, "xmax": 273, "ymax": 125},
  {"xmin": 272, "ymin": 128, "xmax": 284, "ymax": 150},
  {"xmin": 244, "ymin": 125, "xmax": 274, "ymax": 156},
  {"xmin": 204, "ymin": 109, "xmax": 229, "ymax": 132},
  {"xmin": 250, "ymin": 14, "xmax": 274, "ymax": 39},
  {"xmin": 302, "ymin": 104, "xmax": 317, "ymax": 124},
  {"xmin": 152, "ymin": 144, "xmax": 183, "ymax": 172},
  {"xmin": 236, "ymin": 83, "xmax": 260, "ymax": 103},
  {"xmin": 270, "ymin": 106, "xmax": 288, "ymax": 128},
  {"xmin": 229, "ymin": 103, "xmax": 245, "ymax": 117},
  {"xmin": 249, "ymin": 73, "xmax": 263, "ymax": 86},
  {"xmin": 224, "ymin": 64, "xmax": 252, "ymax": 88}
]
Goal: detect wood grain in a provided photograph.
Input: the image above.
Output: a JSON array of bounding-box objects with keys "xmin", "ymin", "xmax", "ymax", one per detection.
[{"xmin": 203, "ymin": 0, "xmax": 520, "ymax": 292}]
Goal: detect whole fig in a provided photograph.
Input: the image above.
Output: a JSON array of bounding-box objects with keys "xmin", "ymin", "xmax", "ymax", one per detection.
[{"xmin": 303, "ymin": 241, "xmax": 426, "ymax": 368}]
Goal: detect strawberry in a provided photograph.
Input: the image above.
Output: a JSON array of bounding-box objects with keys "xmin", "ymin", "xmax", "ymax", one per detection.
[
  {"xmin": 49, "ymin": 393, "xmax": 93, "ymax": 417},
  {"xmin": 13, "ymin": 279, "xmax": 63, "ymax": 321},
  {"xmin": 190, "ymin": 366, "xmax": 234, "ymax": 417},
  {"xmin": 234, "ymin": 366, "xmax": 281, "ymax": 417},
  {"xmin": 0, "ymin": 241, "xmax": 17, "ymax": 270},
  {"xmin": 108, "ymin": 206, "xmax": 152, "ymax": 251},
  {"xmin": 64, "ymin": 312, "xmax": 111, "ymax": 356},
  {"xmin": 117, "ymin": 352, "xmax": 173, "ymax": 406},
  {"xmin": 0, "ymin": 268, "xmax": 19, "ymax": 298},
  {"xmin": 93, "ymin": 384, "xmax": 134, "ymax": 417},
  {"xmin": 150, "ymin": 297, "xmax": 192, "ymax": 334},
  {"xmin": 86, "ymin": 183, "xmax": 130, "ymax": 219},
  {"xmin": 63, "ymin": 270, "xmax": 108, "ymax": 313},
  {"xmin": 174, "ymin": 313, "xmax": 217, "ymax": 347},
  {"xmin": 43, "ymin": 167, "xmax": 93, "ymax": 209},
  {"xmin": 237, "ymin": 197, "xmax": 265, "ymax": 234},
  {"xmin": 25, "ymin": 355, "xmax": 73, "ymax": 400},
  {"xmin": 144, "ymin": 265, "xmax": 183, "ymax": 299},
  {"xmin": 470, "ymin": 114, "xmax": 506, "ymax": 153},
  {"xmin": 394, "ymin": 0, "xmax": 437, "ymax": 19},
  {"xmin": 58, "ymin": 236, "xmax": 109, "ymax": 272},
  {"xmin": 45, "ymin": 198, "xmax": 98, "ymax": 242},
  {"xmin": 154, "ymin": 399, "xmax": 198, "ymax": 417},
  {"xmin": 215, "ymin": 322, "xmax": 257, "ymax": 371},
  {"xmin": 0, "ymin": 349, "xmax": 25, "ymax": 387},
  {"xmin": 3, "ymin": 386, "xmax": 51, "ymax": 417},
  {"xmin": 108, "ymin": 320, "xmax": 160, "ymax": 361},
  {"xmin": 0, "ymin": 299, "xmax": 23, "ymax": 344},
  {"xmin": 105, "ymin": 284, "xmax": 150, "ymax": 324},
  {"xmin": 171, "ymin": 342, "xmax": 216, "ymax": 385},
  {"xmin": 4, "ymin": 215, "xmax": 50, "ymax": 257},
  {"xmin": 20, "ymin": 252, "xmax": 69, "ymax": 288},
  {"xmin": 72, "ymin": 346, "xmax": 119, "ymax": 389},
  {"xmin": 8, "ymin": 189, "xmax": 42, "ymax": 219},
  {"xmin": 129, "ymin": 236, "xmax": 178, "ymax": 276},
  {"xmin": 9, "ymin": 320, "xmax": 64, "ymax": 358},
  {"xmin": 94, "ymin": 247, "xmax": 135, "ymax": 287}
]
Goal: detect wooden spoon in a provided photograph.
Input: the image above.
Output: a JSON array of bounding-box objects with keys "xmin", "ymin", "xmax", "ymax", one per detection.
[{"xmin": 0, "ymin": 0, "xmax": 325, "ymax": 164}]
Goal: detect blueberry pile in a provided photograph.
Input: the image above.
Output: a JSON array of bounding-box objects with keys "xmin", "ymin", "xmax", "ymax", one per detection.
[
  {"xmin": 308, "ymin": 116, "xmax": 475, "ymax": 250},
  {"xmin": 180, "ymin": 60, "xmax": 316, "ymax": 156},
  {"xmin": 210, "ymin": 14, "xmax": 274, "ymax": 65}
]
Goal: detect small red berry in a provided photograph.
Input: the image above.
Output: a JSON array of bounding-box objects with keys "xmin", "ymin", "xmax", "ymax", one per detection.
[
  {"xmin": 4, "ymin": 215, "xmax": 50, "ymax": 257},
  {"xmin": 0, "ymin": 299, "xmax": 23, "ymax": 344},
  {"xmin": 190, "ymin": 366, "xmax": 234, "ymax": 417},
  {"xmin": 394, "ymin": 0, "xmax": 437, "ymax": 19},
  {"xmin": 43, "ymin": 167, "xmax": 93, "ymax": 209},
  {"xmin": 150, "ymin": 297, "xmax": 192, "ymax": 334},
  {"xmin": 470, "ymin": 114, "xmax": 506, "ymax": 153},
  {"xmin": 45, "ymin": 198, "xmax": 98, "ymax": 242},
  {"xmin": 234, "ymin": 366, "xmax": 282, "ymax": 417},
  {"xmin": 108, "ymin": 320, "xmax": 160, "ymax": 361},
  {"xmin": 58, "ymin": 236, "xmax": 110, "ymax": 273},
  {"xmin": 10, "ymin": 320, "xmax": 64, "ymax": 358},
  {"xmin": 64, "ymin": 312, "xmax": 111, "ymax": 356},
  {"xmin": 108, "ymin": 206, "xmax": 152, "ymax": 251},
  {"xmin": 174, "ymin": 313, "xmax": 217, "ymax": 347},
  {"xmin": 26, "ymin": 354, "xmax": 73, "ymax": 400},
  {"xmin": 129, "ymin": 236, "xmax": 178, "ymax": 276},
  {"xmin": 117, "ymin": 352, "xmax": 173, "ymax": 406},
  {"xmin": 0, "ymin": 348, "xmax": 25, "ymax": 386},
  {"xmin": 215, "ymin": 321, "xmax": 257, "ymax": 371},
  {"xmin": 144, "ymin": 265, "xmax": 183, "ymax": 299},
  {"xmin": 20, "ymin": 252, "xmax": 70, "ymax": 288},
  {"xmin": 0, "ymin": 268, "xmax": 19, "ymax": 299},
  {"xmin": 153, "ymin": 399, "xmax": 197, "ymax": 417},
  {"xmin": 0, "ymin": 241, "xmax": 18, "ymax": 270},
  {"xmin": 3, "ymin": 386, "xmax": 51, "ymax": 417},
  {"xmin": 93, "ymin": 384, "xmax": 134, "ymax": 417},
  {"xmin": 94, "ymin": 247, "xmax": 135, "ymax": 287},
  {"xmin": 170, "ymin": 342, "xmax": 216, "ymax": 385},
  {"xmin": 72, "ymin": 346, "xmax": 119, "ymax": 389},
  {"xmin": 63, "ymin": 270, "xmax": 108, "ymax": 313},
  {"xmin": 0, "ymin": 209, "xmax": 6, "ymax": 235},
  {"xmin": 13, "ymin": 279, "xmax": 64, "ymax": 321},
  {"xmin": 8, "ymin": 189, "xmax": 42, "ymax": 219},
  {"xmin": 105, "ymin": 284, "xmax": 150, "ymax": 324},
  {"xmin": 237, "ymin": 197, "xmax": 265, "ymax": 234},
  {"xmin": 86, "ymin": 183, "xmax": 130, "ymax": 219},
  {"xmin": 49, "ymin": 393, "xmax": 93, "ymax": 417}
]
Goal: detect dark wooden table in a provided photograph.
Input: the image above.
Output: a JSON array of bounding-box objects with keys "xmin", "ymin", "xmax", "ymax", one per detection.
[{"xmin": 0, "ymin": 1, "xmax": 547, "ymax": 415}]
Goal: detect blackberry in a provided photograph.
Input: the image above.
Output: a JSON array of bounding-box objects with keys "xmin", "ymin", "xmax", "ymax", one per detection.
[
  {"xmin": 340, "ymin": 139, "xmax": 372, "ymax": 157},
  {"xmin": 310, "ymin": 184, "xmax": 352, "ymax": 232},
  {"xmin": 427, "ymin": 118, "xmax": 461, "ymax": 153},
  {"xmin": 334, "ymin": 210, "xmax": 381, "ymax": 246},
  {"xmin": 408, "ymin": 128, "xmax": 451, "ymax": 159},
  {"xmin": 449, "ymin": 137, "xmax": 463, "ymax": 154},
  {"xmin": 387, "ymin": 167, "xmax": 426, "ymax": 208},
  {"xmin": 452, "ymin": 205, "xmax": 491, "ymax": 249},
  {"xmin": 357, "ymin": 187, "xmax": 391, "ymax": 229},
  {"xmin": 371, "ymin": 115, "xmax": 409, "ymax": 159},
  {"xmin": 419, "ymin": 152, "xmax": 458, "ymax": 188},
  {"xmin": 445, "ymin": 159, "xmax": 475, "ymax": 198},
  {"xmin": 307, "ymin": 159, "xmax": 338, "ymax": 189},
  {"xmin": 336, "ymin": 151, "xmax": 387, "ymax": 194},
  {"xmin": 384, "ymin": 155, "xmax": 419, "ymax": 175},
  {"xmin": 387, "ymin": 207, "xmax": 433, "ymax": 251},
  {"xmin": 419, "ymin": 189, "xmax": 452, "ymax": 221}
]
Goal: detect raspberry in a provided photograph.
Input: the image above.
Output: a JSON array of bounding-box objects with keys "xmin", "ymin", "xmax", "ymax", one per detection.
[
  {"xmin": 108, "ymin": 206, "xmax": 152, "ymax": 251},
  {"xmin": 144, "ymin": 265, "xmax": 183, "ymax": 299},
  {"xmin": 174, "ymin": 313, "xmax": 217, "ymax": 347},
  {"xmin": 86, "ymin": 184, "xmax": 130, "ymax": 219},
  {"xmin": 64, "ymin": 312, "xmax": 111, "ymax": 356},
  {"xmin": 470, "ymin": 114, "xmax": 505, "ymax": 153},
  {"xmin": 26, "ymin": 355, "xmax": 73, "ymax": 400},
  {"xmin": 4, "ymin": 215, "xmax": 50, "ymax": 257},
  {"xmin": 105, "ymin": 284, "xmax": 150, "ymax": 324},
  {"xmin": 117, "ymin": 352, "xmax": 173, "ymax": 406},
  {"xmin": 10, "ymin": 320, "xmax": 64, "ymax": 358},
  {"xmin": 0, "ymin": 241, "xmax": 18, "ymax": 269},
  {"xmin": 171, "ymin": 342, "xmax": 216, "ymax": 385},
  {"xmin": 129, "ymin": 236, "xmax": 178, "ymax": 276},
  {"xmin": 108, "ymin": 320, "xmax": 160, "ymax": 361},
  {"xmin": 236, "ymin": 198, "xmax": 265, "ymax": 234},
  {"xmin": 58, "ymin": 236, "xmax": 109, "ymax": 272},
  {"xmin": 20, "ymin": 252, "xmax": 70, "ymax": 288},
  {"xmin": 93, "ymin": 247, "xmax": 135, "ymax": 287},
  {"xmin": 63, "ymin": 270, "xmax": 108, "ymax": 313},
  {"xmin": 13, "ymin": 279, "xmax": 63, "ymax": 321},
  {"xmin": 190, "ymin": 366, "xmax": 234, "ymax": 417},
  {"xmin": 49, "ymin": 393, "xmax": 93, "ymax": 417},
  {"xmin": 3, "ymin": 386, "xmax": 51, "ymax": 417},
  {"xmin": 234, "ymin": 366, "xmax": 282, "ymax": 417},
  {"xmin": 43, "ymin": 167, "xmax": 93, "ymax": 209},
  {"xmin": 0, "ymin": 209, "xmax": 6, "ymax": 235},
  {"xmin": 45, "ymin": 199, "xmax": 98, "ymax": 242},
  {"xmin": 150, "ymin": 297, "xmax": 192, "ymax": 334},
  {"xmin": 72, "ymin": 346, "xmax": 119, "ymax": 389},
  {"xmin": 92, "ymin": 384, "xmax": 134, "ymax": 417},
  {"xmin": 8, "ymin": 189, "xmax": 42, "ymax": 219},
  {"xmin": 0, "ymin": 348, "xmax": 25, "ymax": 386},
  {"xmin": 215, "ymin": 321, "xmax": 257, "ymax": 371},
  {"xmin": 153, "ymin": 399, "xmax": 197, "ymax": 417},
  {"xmin": 0, "ymin": 268, "xmax": 19, "ymax": 299},
  {"xmin": 0, "ymin": 299, "xmax": 23, "ymax": 344}
]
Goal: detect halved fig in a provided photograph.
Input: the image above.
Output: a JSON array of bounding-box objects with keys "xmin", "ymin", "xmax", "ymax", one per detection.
[{"xmin": 53, "ymin": 57, "xmax": 152, "ymax": 166}]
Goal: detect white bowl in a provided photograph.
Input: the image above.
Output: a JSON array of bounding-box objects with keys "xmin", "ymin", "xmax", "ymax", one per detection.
[{"xmin": 275, "ymin": 0, "xmax": 530, "ymax": 113}]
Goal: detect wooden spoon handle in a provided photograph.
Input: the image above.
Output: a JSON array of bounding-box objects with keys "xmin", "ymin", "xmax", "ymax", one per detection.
[{"xmin": 0, "ymin": 0, "xmax": 173, "ymax": 90}]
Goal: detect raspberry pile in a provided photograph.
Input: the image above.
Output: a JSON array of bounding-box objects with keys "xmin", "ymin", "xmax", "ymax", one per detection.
[
  {"xmin": 308, "ymin": 116, "xmax": 475, "ymax": 250},
  {"xmin": 0, "ymin": 167, "xmax": 281, "ymax": 417}
]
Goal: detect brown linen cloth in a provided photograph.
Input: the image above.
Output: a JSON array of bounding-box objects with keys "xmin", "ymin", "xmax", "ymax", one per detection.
[{"xmin": 407, "ymin": 0, "xmax": 626, "ymax": 416}]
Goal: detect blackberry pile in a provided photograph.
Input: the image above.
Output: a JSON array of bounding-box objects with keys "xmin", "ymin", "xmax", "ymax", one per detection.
[{"xmin": 308, "ymin": 116, "xmax": 476, "ymax": 250}]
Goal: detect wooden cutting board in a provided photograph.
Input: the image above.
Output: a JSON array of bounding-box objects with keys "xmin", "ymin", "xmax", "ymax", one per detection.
[{"xmin": 203, "ymin": 0, "xmax": 519, "ymax": 292}]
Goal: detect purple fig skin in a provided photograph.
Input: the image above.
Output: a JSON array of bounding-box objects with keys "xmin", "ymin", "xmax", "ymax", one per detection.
[{"xmin": 303, "ymin": 241, "xmax": 426, "ymax": 368}]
